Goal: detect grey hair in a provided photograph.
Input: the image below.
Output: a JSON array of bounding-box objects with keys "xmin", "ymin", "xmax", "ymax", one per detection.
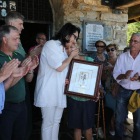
[
  {"xmin": 0, "ymin": 25, "xmax": 18, "ymax": 46},
  {"xmin": 132, "ymin": 33, "xmax": 140, "ymax": 38},
  {"xmin": 5, "ymin": 12, "xmax": 24, "ymax": 25},
  {"xmin": 36, "ymin": 32, "xmax": 46, "ymax": 39}
]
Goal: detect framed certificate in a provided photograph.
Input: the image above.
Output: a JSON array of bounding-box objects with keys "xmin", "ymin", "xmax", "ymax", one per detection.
[{"xmin": 64, "ymin": 59, "xmax": 103, "ymax": 100}]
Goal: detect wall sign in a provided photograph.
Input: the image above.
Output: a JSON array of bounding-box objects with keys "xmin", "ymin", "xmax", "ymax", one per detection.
[
  {"xmin": 0, "ymin": 0, "xmax": 16, "ymax": 20},
  {"xmin": 82, "ymin": 20, "xmax": 106, "ymax": 53},
  {"xmin": 0, "ymin": 0, "xmax": 9, "ymax": 19},
  {"xmin": 9, "ymin": 1, "xmax": 16, "ymax": 11}
]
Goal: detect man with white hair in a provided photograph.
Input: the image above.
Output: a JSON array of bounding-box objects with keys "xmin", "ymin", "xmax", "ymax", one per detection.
[
  {"xmin": 5, "ymin": 11, "xmax": 26, "ymax": 57},
  {"xmin": 113, "ymin": 33, "xmax": 140, "ymax": 140}
]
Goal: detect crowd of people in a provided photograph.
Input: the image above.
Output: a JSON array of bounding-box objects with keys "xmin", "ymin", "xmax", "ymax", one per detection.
[{"xmin": 0, "ymin": 11, "xmax": 140, "ymax": 140}]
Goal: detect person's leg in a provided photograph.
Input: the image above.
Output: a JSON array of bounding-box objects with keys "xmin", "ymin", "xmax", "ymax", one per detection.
[
  {"xmin": 41, "ymin": 106, "xmax": 56, "ymax": 140},
  {"xmin": 85, "ymin": 128, "xmax": 92, "ymax": 140},
  {"xmin": 109, "ymin": 114, "xmax": 115, "ymax": 136},
  {"xmin": 67, "ymin": 97, "xmax": 83, "ymax": 129},
  {"xmin": 104, "ymin": 106, "xmax": 114, "ymax": 133},
  {"xmin": 110, "ymin": 114, "xmax": 115, "ymax": 132},
  {"xmin": 115, "ymin": 87, "xmax": 133, "ymax": 140},
  {"xmin": 24, "ymin": 82, "xmax": 32, "ymax": 140},
  {"xmin": 52, "ymin": 107, "xmax": 64, "ymax": 140},
  {"xmin": 74, "ymin": 129, "xmax": 82, "ymax": 140},
  {"xmin": 124, "ymin": 111, "xmax": 130, "ymax": 125},
  {"xmin": 133, "ymin": 107, "xmax": 140, "ymax": 140},
  {"xmin": 0, "ymin": 104, "xmax": 19, "ymax": 140},
  {"xmin": 12, "ymin": 101, "xmax": 27, "ymax": 140}
]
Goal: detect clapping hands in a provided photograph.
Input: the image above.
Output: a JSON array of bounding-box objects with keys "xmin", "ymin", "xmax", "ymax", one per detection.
[
  {"xmin": 130, "ymin": 72, "xmax": 139, "ymax": 81},
  {"xmin": 11, "ymin": 66, "xmax": 29, "ymax": 78},
  {"xmin": 29, "ymin": 45, "xmax": 43, "ymax": 58},
  {"xmin": 0, "ymin": 59, "xmax": 20, "ymax": 80},
  {"xmin": 21, "ymin": 55, "xmax": 39, "ymax": 72},
  {"xmin": 123, "ymin": 70, "xmax": 139, "ymax": 81}
]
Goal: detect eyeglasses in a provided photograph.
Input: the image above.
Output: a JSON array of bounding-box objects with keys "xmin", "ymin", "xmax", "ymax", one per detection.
[
  {"xmin": 106, "ymin": 48, "xmax": 115, "ymax": 52},
  {"xmin": 129, "ymin": 39, "xmax": 140, "ymax": 44},
  {"xmin": 96, "ymin": 45, "xmax": 105, "ymax": 48},
  {"xmin": 38, "ymin": 38, "xmax": 46, "ymax": 41},
  {"xmin": 72, "ymin": 34, "xmax": 78, "ymax": 40}
]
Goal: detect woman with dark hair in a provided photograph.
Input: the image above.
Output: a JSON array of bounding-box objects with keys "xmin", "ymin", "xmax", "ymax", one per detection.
[
  {"xmin": 90, "ymin": 40, "xmax": 108, "ymax": 138},
  {"xmin": 90, "ymin": 39, "xmax": 108, "ymax": 63},
  {"xmin": 65, "ymin": 44, "xmax": 102, "ymax": 140},
  {"xmin": 34, "ymin": 23, "xmax": 80, "ymax": 140}
]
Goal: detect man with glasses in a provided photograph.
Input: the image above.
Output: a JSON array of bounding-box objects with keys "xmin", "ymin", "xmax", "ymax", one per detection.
[
  {"xmin": 113, "ymin": 33, "xmax": 140, "ymax": 140},
  {"xmin": 36, "ymin": 32, "xmax": 47, "ymax": 46},
  {"xmin": 28, "ymin": 33, "xmax": 47, "ymax": 126},
  {"xmin": 29, "ymin": 32, "xmax": 47, "ymax": 58}
]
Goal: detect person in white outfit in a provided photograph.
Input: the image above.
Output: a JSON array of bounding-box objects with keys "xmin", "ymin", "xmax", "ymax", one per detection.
[{"xmin": 34, "ymin": 23, "xmax": 80, "ymax": 140}]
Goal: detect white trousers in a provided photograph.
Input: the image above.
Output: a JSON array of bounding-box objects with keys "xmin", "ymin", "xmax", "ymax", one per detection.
[{"xmin": 41, "ymin": 106, "xmax": 64, "ymax": 140}]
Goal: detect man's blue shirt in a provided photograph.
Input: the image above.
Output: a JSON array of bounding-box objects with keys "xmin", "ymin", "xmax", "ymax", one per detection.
[{"xmin": 0, "ymin": 82, "xmax": 5, "ymax": 114}]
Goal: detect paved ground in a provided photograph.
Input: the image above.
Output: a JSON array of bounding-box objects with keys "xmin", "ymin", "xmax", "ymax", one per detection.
[{"xmin": 30, "ymin": 112, "xmax": 133, "ymax": 140}]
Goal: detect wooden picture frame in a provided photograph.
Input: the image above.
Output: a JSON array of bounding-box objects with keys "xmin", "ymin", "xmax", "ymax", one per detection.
[{"xmin": 64, "ymin": 59, "xmax": 103, "ymax": 100}]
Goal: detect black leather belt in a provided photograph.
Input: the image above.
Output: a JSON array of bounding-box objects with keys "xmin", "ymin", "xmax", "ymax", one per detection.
[{"xmin": 5, "ymin": 100, "xmax": 24, "ymax": 104}]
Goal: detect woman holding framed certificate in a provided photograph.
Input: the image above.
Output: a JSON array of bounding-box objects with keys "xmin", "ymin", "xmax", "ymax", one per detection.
[
  {"xmin": 65, "ymin": 45, "xmax": 102, "ymax": 140},
  {"xmin": 34, "ymin": 23, "xmax": 80, "ymax": 140}
]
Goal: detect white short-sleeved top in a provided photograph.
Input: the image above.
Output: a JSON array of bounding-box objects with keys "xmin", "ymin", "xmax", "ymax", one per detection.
[{"xmin": 34, "ymin": 40, "xmax": 68, "ymax": 108}]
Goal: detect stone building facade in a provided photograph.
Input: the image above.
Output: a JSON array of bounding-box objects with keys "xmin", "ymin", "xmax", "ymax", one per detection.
[{"xmin": 49, "ymin": 0, "xmax": 128, "ymax": 52}]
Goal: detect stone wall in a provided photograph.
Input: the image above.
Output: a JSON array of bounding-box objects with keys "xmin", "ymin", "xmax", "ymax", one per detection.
[{"xmin": 50, "ymin": 0, "xmax": 128, "ymax": 51}]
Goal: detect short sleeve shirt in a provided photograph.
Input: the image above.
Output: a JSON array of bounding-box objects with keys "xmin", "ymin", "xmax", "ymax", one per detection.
[{"xmin": 0, "ymin": 51, "xmax": 26, "ymax": 103}]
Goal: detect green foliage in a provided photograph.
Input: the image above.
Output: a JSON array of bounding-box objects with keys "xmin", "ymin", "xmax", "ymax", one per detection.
[{"xmin": 127, "ymin": 22, "xmax": 140, "ymax": 46}]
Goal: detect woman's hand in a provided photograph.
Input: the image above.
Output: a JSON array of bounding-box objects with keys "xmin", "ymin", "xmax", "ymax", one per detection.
[
  {"xmin": 91, "ymin": 92, "xmax": 100, "ymax": 102},
  {"xmin": 65, "ymin": 79, "xmax": 69, "ymax": 85},
  {"xmin": 103, "ymin": 62, "xmax": 113, "ymax": 71},
  {"xmin": 99, "ymin": 88, "xmax": 104, "ymax": 97},
  {"xmin": 70, "ymin": 49, "xmax": 79, "ymax": 58}
]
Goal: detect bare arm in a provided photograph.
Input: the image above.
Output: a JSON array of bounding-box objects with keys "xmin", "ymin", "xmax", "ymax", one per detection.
[
  {"xmin": 3, "ymin": 77, "xmax": 13, "ymax": 91},
  {"xmin": 56, "ymin": 49, "xmax": 79, "ymax": 72},
  {"xmin": 102, "ymin": 70, "xmax": 111, "ymax": 81},
  {"xmin": 102, "ymin": 62, "xmax": 114, "ymax": 81},
  {"xmin": 4, "ymin": 66, "xmax": 29, "ymax": 91},
  {"xmin": 25, "ymin": 55, "xmax": 39, "ymax": 82}
]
